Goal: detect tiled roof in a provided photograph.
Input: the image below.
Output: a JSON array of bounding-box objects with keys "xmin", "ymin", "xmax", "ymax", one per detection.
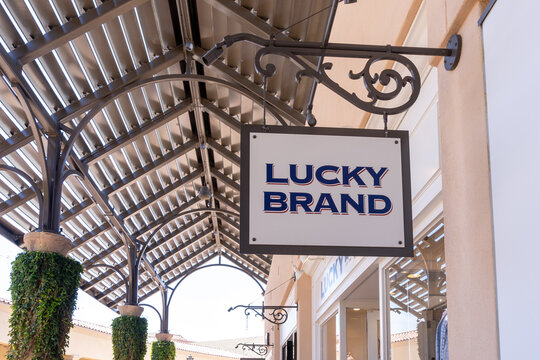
[{"xmin": 391, "ymin": 330, "xmax": 418, "ymax": 343}]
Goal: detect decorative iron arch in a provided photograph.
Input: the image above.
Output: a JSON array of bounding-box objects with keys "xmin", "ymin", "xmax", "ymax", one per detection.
[
  {"xmin": 167, "ymin": 261, "xmax": 265, "ymax": 308},
  {"xmin": 134, "ymin": 259, "xmax": 266, "ymax": 334}
]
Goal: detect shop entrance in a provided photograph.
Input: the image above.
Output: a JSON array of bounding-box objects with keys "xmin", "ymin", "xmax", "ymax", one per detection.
[
  {"xmin": 321, "ymin": 268, "xmax": 380, "ymax": 360},
  {"xmin": 343, "ymin": 270, "xmax": 380, "ymax": 360}
]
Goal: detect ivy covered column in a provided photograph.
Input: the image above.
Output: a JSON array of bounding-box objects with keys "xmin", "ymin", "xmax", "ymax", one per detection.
[
  {"xmin": 112, "ymin": 245, "xmax": 148, "ymax": 360},
  {"xmin": 151, "ymin": 333, "xmax": 175, "ymax": 360},
  {"xmin": 8, "ymin": 232, "xmax": 82, "ymax": 360},
  {"xmin": 112, "ymin": 305, "xmax": 148, "ymax": 360},
  {"xmin": 151, "ymin": 288, "xmax": 175, "ymax": 360}
]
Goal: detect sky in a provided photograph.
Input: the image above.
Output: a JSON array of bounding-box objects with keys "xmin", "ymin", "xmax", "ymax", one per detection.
[{"xmin": 0, "ymin": 236, "xmax": 264, "ymax": 342}]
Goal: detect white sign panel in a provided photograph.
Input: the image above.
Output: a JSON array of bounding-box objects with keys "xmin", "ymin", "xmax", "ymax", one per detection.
[{"xmin": 240, "ymin": 125, "xmax": 412, "ymax": 256}]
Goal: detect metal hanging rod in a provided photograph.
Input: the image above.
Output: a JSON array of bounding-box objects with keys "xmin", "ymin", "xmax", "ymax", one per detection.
[
  {"xmin": 202, "ymin": 33, "xmax": 461, "ymax": 122},
  {"xmin": 228, "ymin": 302, "xmax": 298, "ymax": 325},
  {"xmin": 203, "ymin": 33, "xmax": 458, "ymax": 61}
]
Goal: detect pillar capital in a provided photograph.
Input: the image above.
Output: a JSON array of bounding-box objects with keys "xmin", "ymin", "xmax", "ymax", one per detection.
[
  {"xmin": 23, "ymin": 232, "xmax": 73, "ymax": 256},
  {"xmin": 156, "ymin": 333, "xmax": 173, "ymax": 341},
  {"xmin": 118, "ymin": 305, "xmax": 144, "ymax": 317}
]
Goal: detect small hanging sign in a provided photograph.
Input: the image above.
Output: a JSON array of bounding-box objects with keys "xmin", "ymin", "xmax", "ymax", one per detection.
[{"xmin": 240, "ymin": 125, "xmax": 413, "ymax": 257}]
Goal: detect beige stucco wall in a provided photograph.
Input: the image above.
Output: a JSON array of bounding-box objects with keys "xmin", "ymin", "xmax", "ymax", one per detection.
[
  {"xmin": 391, "ymin": 339, "xmax": 421, "ymax": 360},
  {"xmin": 264, "ymin": 255, "xmax": 299, "ymax": 358},
  {"xmin": 313, "ymin": 0, "xmax": 423, "ymax": 128},
  {"xmin": 429, "ymin": 1, "xmax": 499, "ymax": 359}
]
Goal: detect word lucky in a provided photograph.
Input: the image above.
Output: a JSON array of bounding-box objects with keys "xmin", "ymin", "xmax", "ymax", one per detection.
[{"xmin": 264, "ymin": 164, "xmax": 392, "ymax": 216}]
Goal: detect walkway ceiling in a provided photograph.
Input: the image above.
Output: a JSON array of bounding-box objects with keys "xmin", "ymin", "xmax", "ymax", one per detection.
[{"xmin": 0, "ymin": 0, "xmax": 334, "ymax": 308}]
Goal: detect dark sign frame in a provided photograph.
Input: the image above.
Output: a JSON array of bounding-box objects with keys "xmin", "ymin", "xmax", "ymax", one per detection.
[{"xmin": 240, "ymin": 124, "xmax": 413, "ymax": 257}]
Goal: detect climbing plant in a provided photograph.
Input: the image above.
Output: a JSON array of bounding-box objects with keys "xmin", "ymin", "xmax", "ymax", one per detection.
[
  {"xmin": 8, "ymin": 251, "xmax": 83, "ymax": 360},
  {"xmin": 151, "ymin": 340, "xmax": 176, "ymax": 360},
  {"xmin": 112, "ymin": 315, "xmax": 148, "ymax": 360}
]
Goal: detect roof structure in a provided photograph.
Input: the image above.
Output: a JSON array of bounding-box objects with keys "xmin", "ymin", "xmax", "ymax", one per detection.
[{"xmin": 0, "ymin": 0, "xmax": 336, "ymax": 309}]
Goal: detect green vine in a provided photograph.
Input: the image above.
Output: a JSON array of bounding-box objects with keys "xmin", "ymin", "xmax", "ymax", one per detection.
[
  {"xmin": 8, "ymin": 251, "xmax": 83, "ymax": 360},
  {"xmin": 112, "ymin": 315, "xmax": 148, "ymax": 360},
  {"xmin": 151, "ymin": 341, "xmax": 176, "ymax": 360}
]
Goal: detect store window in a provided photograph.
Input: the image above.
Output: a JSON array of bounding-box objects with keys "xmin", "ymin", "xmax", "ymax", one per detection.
[
  {"xmin": 322, "ymin": 313, "xmax": 340, "ymax": 360},
  {"xmin": 282, "ymin": 331, "xmax": 297, "ymax": 360},
  {"xmin": 385, "ymin": 222, "xmax": 446, "ymax": 360}
]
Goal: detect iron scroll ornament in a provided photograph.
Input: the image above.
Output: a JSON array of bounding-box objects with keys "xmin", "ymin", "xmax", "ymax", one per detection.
[
  {"xmin": 253, "ymin": 45, "xmax": 421, "ymax": 116},
  {"xmin": 228, "ymin": 303, "xmax": 298, "ymax": 325},
  {"xmin": 235, "ymin": 343, "xmax": 273, "ymax": 356},
  {"xmin": 202, "ymin": 33, "xmax": 461, "ymax": 116}
]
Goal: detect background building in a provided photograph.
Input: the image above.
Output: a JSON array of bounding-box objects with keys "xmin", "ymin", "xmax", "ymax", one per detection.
[{"xmin": 0, "ymin": 297, "xmax": 259, "ymax": 360}]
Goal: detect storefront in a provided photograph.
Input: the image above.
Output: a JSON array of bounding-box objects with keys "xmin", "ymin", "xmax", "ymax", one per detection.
[
  {"xmin": 262, "ymin": 1, "xmax": 538, "ymax": 359},
  {"xmin": 263, "ymin": 1, "xmax": 452, "ymax": 358},
  {"xmin": 307, "ymin": 219, "xmax": 445, "ymax": 360}
]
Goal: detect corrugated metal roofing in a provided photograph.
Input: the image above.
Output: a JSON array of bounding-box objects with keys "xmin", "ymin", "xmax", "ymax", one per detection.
[{"xmin": 0, "ymin": 0, "xmax": 334, "ymax": 308}]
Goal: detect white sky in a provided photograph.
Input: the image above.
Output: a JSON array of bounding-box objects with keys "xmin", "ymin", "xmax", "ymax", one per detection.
[{"xmin": 0, "ymin": 236, "xmax": 264, "ymax": 342}]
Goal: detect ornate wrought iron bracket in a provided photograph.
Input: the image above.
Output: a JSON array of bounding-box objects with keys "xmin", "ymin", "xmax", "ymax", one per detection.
[
  {"xmin": 228, "ymin": 302, "xmax": 298, "ymax": 325},
  {"xmin": 202, "ymin": 33, "xmax": 461, "ymax": 117},
  {"xmin": 235, "ymin": 343, "xmax": 274, "ymax": 356}
]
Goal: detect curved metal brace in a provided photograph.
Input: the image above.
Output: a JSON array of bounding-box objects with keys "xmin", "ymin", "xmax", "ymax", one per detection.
[
  {"xmin": 0, "ymin": 164, "xmax": 43, "ymax": 210},
  {"xmin": 85, "ymin": 263, "xmax": 129, "ymax": 303},
  {"xmin": 136, "ymin": 208, "xmax": 240, "ymax": 267},
  {"xmin": 61, "ymin": 168, "xmax": 84, "ymax": 185},
  {"xmin": 58, "ymin": 74, "xmax": 287, "ymax": 173},
  {"xmin": 139, "ymin": 303, "xmax": 163, "ymax": 324},
  {"xmin": 167, "ymin": 263, "xmax": 265, "ymax": 308},
  {"xmin": 11, "ymin": 83, "xmax": 48, "ymax": 178}
]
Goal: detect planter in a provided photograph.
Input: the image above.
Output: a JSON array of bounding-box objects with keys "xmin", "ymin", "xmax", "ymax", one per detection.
[{"xmin": 23, "ymin": 232, "xmax": 73, "ymax": 256}]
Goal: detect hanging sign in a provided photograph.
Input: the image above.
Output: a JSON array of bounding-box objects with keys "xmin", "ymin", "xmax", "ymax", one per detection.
[{"xmin": 240, "ymin": 125, "xmax": 413, "ymax": 257}]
